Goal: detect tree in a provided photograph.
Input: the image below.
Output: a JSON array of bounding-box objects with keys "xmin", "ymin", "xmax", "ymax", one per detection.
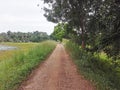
[
  {"xmin": 43, "ymin": 0, "xmax": 120, "ymax": 58},
  {"xmin": 86, "ymin": 0, "xmax": 120, "ymax": 58},
  {"xmin": 51, "ymin": 23, "xmax": 66, "ymax": 41},
  {"xmin": 43, "ymin": 0, "xmax": 94, "ymax": 48}
]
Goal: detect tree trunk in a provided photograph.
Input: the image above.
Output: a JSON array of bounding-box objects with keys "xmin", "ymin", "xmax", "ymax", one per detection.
[
  {"xmin": 80, "ymin": 17, "xmax": 85, "ymax": 49},
  {"xmin": 81, "ymin": 26, "xmax": 85, "ymax": 49}
]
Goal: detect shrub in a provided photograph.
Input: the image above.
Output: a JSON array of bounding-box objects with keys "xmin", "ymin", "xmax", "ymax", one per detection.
[{"xmin": 65, "ymin": 41, "xmax": 120, "ymax": 90}]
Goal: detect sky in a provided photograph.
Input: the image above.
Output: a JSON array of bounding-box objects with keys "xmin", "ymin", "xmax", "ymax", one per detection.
[{"xmin": 0, "ymin": 0, "xmax": 56, "ymax": 35}]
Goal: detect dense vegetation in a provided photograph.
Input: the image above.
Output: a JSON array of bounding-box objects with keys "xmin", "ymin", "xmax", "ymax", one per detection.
[
  {"xmin": 43, "ymin": 0, "xmax": 120, "ymax": 59},
  {"xmin": 66, "ymin": 41, "xmax": 120, "ymax": 90},
  {"xmin": 0, "ymin": 41, "xmax": 56, "ymax": 90},
  {"xmin": 43, "ymin": 0, "xmax": 120, "ymax": 89},
  {"xmin": 0, "ymin": 31, "xmax": 49, "ymax": 42}
]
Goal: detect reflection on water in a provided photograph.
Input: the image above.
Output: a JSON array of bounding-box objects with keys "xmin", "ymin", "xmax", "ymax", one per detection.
[{"xmin": 0, "ymin": 45, "xmax": 17, "ymax": 51}]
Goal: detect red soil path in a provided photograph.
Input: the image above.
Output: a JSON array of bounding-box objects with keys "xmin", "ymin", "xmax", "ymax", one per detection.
[{"xmin": 19, "ymin": 44, "xmax": 96, "ymax": 90}]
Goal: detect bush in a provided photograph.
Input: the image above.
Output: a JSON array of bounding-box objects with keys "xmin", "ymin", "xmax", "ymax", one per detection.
[{"xmin": 65, "ymin": 41, "xmax": 120, "ymax": 90}]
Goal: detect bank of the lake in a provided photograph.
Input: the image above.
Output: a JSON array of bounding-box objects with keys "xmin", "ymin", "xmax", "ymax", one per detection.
[{"xmin": 0, "ymin": 41, "xmax": 56, "ymax": 90}]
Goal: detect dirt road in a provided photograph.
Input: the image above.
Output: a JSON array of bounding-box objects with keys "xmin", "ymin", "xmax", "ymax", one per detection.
[{"xmin": 19, "ymin": 44, "xmax": 95, "ymax": 90}]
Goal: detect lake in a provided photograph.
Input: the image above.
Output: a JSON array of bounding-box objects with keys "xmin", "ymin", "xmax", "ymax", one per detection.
[{"xmin": 0, "ymin": 45, "xmax": 17, "ymax": 51}]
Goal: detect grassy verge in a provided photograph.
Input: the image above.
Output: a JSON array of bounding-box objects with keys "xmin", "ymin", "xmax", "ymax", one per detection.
[
  {"xmin": 65, "ymin": 41, "xmax": 120, "ymax": 90},
  {"xmin": 0, "ymin": 41, "xmax": 56, "ymax": 90}
]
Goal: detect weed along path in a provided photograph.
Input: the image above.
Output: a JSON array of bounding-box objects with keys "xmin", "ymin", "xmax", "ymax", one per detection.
[{"xmin": 19, "ymin": 44, "xmax": 95, "ymax": 90}]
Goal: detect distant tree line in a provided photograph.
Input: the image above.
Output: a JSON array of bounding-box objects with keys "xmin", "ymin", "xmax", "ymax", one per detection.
[{"xmin": 0, "ymin": 31, "xmax": 49, "ymax": 42}]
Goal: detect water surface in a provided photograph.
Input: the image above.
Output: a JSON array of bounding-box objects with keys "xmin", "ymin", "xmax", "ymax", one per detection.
[{"xmin": 0, "ymin": 45, "xmax": 17, "ymax": 51}]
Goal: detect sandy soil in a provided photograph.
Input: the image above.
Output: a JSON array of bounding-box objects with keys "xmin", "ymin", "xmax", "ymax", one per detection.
[{"xmin": 19, "ymin": 44, "xmax": 96, "ymax": 90}]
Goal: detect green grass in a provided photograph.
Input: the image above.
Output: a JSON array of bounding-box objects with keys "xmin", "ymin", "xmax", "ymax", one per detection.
[
  {"xmin": 0, "ymin": 40, "xmax": 56, "ymax": 90},
  {"xmin": 65, "ymin": 41, "xmax": 120, "ymax": 90}
]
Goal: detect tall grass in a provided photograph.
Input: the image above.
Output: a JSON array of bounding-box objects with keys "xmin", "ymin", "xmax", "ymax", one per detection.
[
  {"xmin": 65, "ymin": 41, "xmax": 120, "ymax": 90},
  {"xmin": 0, "ymin": 41, "xmax": 56, "ymax": 90}
]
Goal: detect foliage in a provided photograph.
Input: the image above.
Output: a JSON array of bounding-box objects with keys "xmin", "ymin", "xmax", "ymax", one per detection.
[
  {"xmin": 0, "ymin": 41, "xmax": 56, "ymax": 90},
  {"xmin": 0, "ymin": 31, "xmax": 49, "ymax": 42},
  {"xmin": 43, "ymin": 0, "xmax": 89, "ymax": 48},
  {"xmin": 43, "ymin": 0, "xmax": 120, "ymax": 58},
  {"xmin": 86, "ymin": 0, "xmax": 120, "ymax": 58},
  {"xmin": 51, "ymin": 23, "xmax": 67, "ymax": 41},
  {"xmin": 65, "ymin": 41, "xmax": 120, "ymax": 90}
]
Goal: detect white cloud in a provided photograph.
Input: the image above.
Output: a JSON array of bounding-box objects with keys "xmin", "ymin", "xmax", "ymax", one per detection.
[{"xmin": 0, "ymin": 0, "xmax": 56, "ymax": 35}]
